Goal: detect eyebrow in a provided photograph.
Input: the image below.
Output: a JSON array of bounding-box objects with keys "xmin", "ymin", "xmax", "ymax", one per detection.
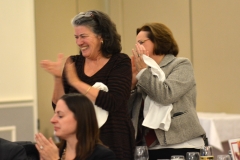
[
  {"xmin": 56, "ymin": 111, "xmax": 63, "ymax": 114},
  {"xmin": 74, "ymin": 33, "xmax": 88, "ymax": 36},
  {"xmin": 137, "ymin": 39, "xmax": 149, "ymax": 43}
]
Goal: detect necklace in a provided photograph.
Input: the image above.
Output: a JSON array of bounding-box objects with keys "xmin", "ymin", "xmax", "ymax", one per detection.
[{"xmin": 61, "ymin": 149, "xmax": 66, "ymax": 160}]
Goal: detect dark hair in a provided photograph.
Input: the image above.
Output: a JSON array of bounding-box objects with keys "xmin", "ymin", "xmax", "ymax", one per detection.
[
  {"xmin": 58, "ymin": 93, "xmax": 102, "ymax": 160},
  {"xmin": 71, "ymin": 10, "xmax": 121, "ymax": 58},
  {"xmin": 137, "ymin": 22, "xmax": 179, "ymax": 56}
]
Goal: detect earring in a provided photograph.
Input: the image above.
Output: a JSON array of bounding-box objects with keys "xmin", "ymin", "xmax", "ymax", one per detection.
[{"xmin": 101, "ymin": 40, "xmax": 103, "ymax": 44}]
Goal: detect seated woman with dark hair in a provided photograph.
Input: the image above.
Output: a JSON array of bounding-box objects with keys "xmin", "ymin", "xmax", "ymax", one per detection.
[{"xmin": 35, "ymin": 93, "xmax": 116, "ymax": 160}]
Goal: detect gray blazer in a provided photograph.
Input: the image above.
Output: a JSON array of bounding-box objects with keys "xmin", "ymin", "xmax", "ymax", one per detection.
[{"xmin": 128, "ymin": 54, "xmax": 205, "ymax": 146}]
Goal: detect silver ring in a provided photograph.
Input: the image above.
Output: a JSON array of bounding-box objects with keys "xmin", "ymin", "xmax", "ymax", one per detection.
[
  {"xmin": 40, "ymin": 146, "xmax": 43, "ymax": 150},
  {"xmin": 137, "ymin": 53, "xmax": 140, "ymax": 57}
]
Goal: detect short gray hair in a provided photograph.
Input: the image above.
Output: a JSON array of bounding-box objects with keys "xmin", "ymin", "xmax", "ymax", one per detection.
[{"xmin": 71, "ymin": 10, "xmax": 122, "ymax": 57}]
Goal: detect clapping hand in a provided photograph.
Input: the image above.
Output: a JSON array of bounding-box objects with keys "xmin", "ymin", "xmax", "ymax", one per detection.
[
  {"xmin": 40, "ymin": 53, "xmax": 65, "ymax": 78},
  {"xmin": 131, "ymin": 55, "xmax": 138, "ymax": 89},
  {"xmin": 64, "ymin": 57, "xmax": 81, "ymax": 87},
  {"xmin": 35, "ymin": 133, "xmax": 59, "ymax": 160},
  {"xmin": 132, "ymin": 43, "xmax": 148, "ymax": 72},
  {"xmin": 131, "ymin": 43, "xmax": 149, "ymax": 89}
]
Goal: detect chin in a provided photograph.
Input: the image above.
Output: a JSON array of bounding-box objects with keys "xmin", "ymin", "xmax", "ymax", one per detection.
[
  {"xmin": 54, "ymin": 131, "xmax": 60, "ymax": 137},
  {"xmin": 81, "ymin": 52, "xmax": 91, "ymax": 58},
  {"xmin": 55, "ymin": 134, "xmax": 64, "ymax": 140}
]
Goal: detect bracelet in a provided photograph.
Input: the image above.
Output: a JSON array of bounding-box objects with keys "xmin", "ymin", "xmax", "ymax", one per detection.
[
  {"xmin": 84, "ymin": 86, "xmax": 92, "ymax": 95},
  {"xmin": 131, "ymin": 88, "xmax": 136, "ymax": 94}
]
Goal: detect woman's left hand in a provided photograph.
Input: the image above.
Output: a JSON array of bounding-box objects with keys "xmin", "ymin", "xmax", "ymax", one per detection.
[
  {"xmin": 35, "ymin": 133, "xmax": 59, "ymax": 160},
  {"xmin": 65, "ymin": 57, "xmax": 81, "ymax": 87},
  {"xmin": 132, "ymin": 43, "xmax": 148, "ymax": 72}
]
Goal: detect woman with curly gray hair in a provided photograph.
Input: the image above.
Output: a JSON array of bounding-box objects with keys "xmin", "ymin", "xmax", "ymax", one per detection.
[{"xmin": 41, "ymin": 10, "xmax": 135, "ymax": 160}]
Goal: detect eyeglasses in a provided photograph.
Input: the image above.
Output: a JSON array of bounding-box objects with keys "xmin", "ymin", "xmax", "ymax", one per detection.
[
  {"xmin": 78, "ymin": 11, "xmax": 94, "ymax": 19},
  {"xmin": 138, "ymin": 39, "xmax": 149, "ymax": 45}
]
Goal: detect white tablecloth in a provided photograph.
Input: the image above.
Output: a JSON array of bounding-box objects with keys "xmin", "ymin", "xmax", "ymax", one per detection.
[{"xmin": 197, "ymin": 112, "xmax": 240, "ymax": 152}]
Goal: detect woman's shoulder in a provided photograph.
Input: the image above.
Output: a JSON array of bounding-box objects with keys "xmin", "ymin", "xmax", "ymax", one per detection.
[
  {"xmin": 110, "ymin": 53, "xmax": 131, "ymax": 65},
  {"xmin": 95, "ymin": 144, "xmax": 112, "ymax": 151},
  {"xmin": 69, "ymin": 54, "xmax": 83, "ymax": 62},
  {"xmin": 112, "ymin": 52, "xmax": 130, "ymax": 60},
  {"xmin": 172, "ymin": 57, "xmax": 193, "ymax": 69},
  {"xmin": 87, "ymin": 144, "xmax": 116, "ymax": 160},
  {"xmin": 174, "ymin": 56, "xmax": 192, "ymax": 63},
  {"xmin": 162, "ymin": 55, "xmax": 192, "ymax": 67},
  {"xmin": 119, "ymin": 52, "xmax": 130, "ymax": 58}
]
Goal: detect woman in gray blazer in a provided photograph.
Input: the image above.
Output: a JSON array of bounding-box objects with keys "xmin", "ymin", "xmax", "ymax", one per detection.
[{"xmin": 129, "ymin": 22, "xmax": 206, "ymax": 160}]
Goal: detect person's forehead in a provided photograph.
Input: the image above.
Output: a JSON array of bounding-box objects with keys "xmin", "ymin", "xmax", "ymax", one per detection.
[
  {"xmin": 74, "ymin": 25, "xmax": 93, "ymax": 33},
  {"xmin": 55, "ymin": 100, "xmax": 69, "ymax": 113},
  {"xmin": 137, "ymin": 31, "xmax": 148, "ymax": 38}
]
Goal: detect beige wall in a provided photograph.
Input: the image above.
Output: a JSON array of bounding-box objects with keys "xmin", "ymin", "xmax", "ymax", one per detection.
[
  {"xmin": 35, "ymin": 0, "xmax": 78, "ymax": 137},
  {"xmin": 36, "ymin": 0, "xmax": 240, "ymax": 137},
  {"xmin": 1, "ymin": 0, "xmax": 36, "ymax": 101},
  {"xmin": 120, "ymin": 0, "xmax": 192, "ymax": 59},
  {"xmin": 192, "ymin": 0, "xmax": 240, "ymax": 113},
  {"xmin": 0, "ymin": 0, "xmax": 37, "ymax": 141}
]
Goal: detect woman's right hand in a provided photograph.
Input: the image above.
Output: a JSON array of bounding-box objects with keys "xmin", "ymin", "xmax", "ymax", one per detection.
[
  {"xmin": 131, "ymin": 43, "xmax": 149, "ymax": 89},
  {"xmin": 40, "ymin": 53, "xmax": 65, "ymax": 78},
  {"xmin": 131, "ymin": 55, "xmax": 138, "ymax": 90}
]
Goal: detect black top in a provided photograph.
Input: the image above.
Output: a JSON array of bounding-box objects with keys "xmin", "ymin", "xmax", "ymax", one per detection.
[
  {"xmin": 59, "ymin": 53, "xmax": 135, "ymax": 160},
  {"xmin": 86, "ymin": 144, "xmax": 116, "ymax": 160},
  {"xmin": 59, "ymin": 144, "xmax": 116, "ymax": 160},
  {"xmin": 0, "ymin": 138, "xmax": 28, "ymax": 160}
]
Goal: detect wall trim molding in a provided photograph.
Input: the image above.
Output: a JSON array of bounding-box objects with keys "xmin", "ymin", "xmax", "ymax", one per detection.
[
  {"xmin": 0, "ymin": 125, "xmax": 16, "ymax": 141},
  {"xmin": 0, "ymin": 99, "xmax": 34, "ymax": 108}
]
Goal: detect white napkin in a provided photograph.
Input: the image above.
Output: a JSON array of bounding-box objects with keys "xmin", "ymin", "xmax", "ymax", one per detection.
[
  {"xmin": 141, "ymin": 55, "xmax": 173, "ymax": 131},
  {"xmin": 92, "ymin": 82, "xmax": 109, "ymax": 128}
]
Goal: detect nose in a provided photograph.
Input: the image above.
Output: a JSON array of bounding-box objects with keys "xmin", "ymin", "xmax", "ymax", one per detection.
[
  {"xmin": 50, "ymin": 114, "xmax": 57, "ymax": 124},
  {"xmin": 76, "ymin": 37, "xmax": 83, "ymax": 46}
]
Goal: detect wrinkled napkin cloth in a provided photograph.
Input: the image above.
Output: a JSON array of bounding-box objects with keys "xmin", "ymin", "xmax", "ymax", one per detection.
[
  {"xmin": 92, "ymin": 82, "xmax": 109, "ymax": 128},
  {"xmin": 141, "ymin": 55, "xmax": 173, "ymax": 131}
]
